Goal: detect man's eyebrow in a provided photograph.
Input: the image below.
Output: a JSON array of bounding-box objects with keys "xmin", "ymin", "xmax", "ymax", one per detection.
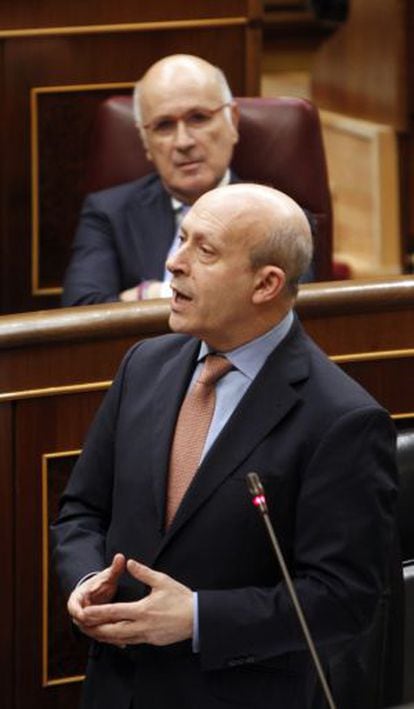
[
  {"xmin": 193, "ymin": 231, "xmax": 219, "ymax": 248},
  {"xmin": 153, "ymin": 104, "xmax": 214, "ymax": 120},
  {"xmin": 179, "ymin": 223, "xmax": 218, "ymax": 246}
]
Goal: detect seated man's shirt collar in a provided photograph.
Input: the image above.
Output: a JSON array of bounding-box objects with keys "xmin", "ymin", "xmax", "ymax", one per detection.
[{"xmin": 170, "ymin": 169, "xmax": 231, "ymax": 212}]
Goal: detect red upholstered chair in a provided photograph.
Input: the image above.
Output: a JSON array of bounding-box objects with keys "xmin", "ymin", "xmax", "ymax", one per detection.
[{"xmin": 85, "ymin": 95, "xmax": 334, "ymax": 281}]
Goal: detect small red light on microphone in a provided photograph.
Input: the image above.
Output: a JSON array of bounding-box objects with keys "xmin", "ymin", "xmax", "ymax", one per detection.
[{"xmin": 253, "ymin": 494, "xmax": 266, "ymax": 507}]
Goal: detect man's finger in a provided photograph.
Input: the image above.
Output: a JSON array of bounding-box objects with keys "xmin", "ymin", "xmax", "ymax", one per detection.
[
  {"xmin": 126, "ymin": 559, "xmax": 166, "ymax": 587},
  {"xmin": 108, "ymin": 553, "xmax": 126, "ymax": 579},
  {"xmin": 82, "ymin": 601, "xmax": 138, "ymax": 625},
  {"xmin": 79, "ymin": 620, "xmax": 142, "ymax": 645}
]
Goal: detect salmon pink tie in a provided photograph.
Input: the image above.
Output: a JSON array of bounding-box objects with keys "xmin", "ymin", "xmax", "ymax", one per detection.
[{"xmin": 166, "ymin": 354, "xmax": 232, "ymax": 526}]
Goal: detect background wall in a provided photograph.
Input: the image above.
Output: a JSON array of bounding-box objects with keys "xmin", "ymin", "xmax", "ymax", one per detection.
[{"xmin": 0, "ymin": 1, "xmax": 261, "ymax": 314}]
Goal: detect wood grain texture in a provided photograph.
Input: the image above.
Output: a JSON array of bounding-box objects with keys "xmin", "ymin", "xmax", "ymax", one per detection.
[{"xmin": 311, "ymin": 0, "xmax": 414, "ymax": 268}]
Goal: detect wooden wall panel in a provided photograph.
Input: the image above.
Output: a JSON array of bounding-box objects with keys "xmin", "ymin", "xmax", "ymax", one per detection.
[
  {"xmin": 14, "ymin": 393, "xmax": 104, "ymax": 709},
  {"xmin": 0, "ymin": 404, "xmax": 13, "ymax": 709},
  {"xmin": 338, "ymin": 357, "xmax": 414, "ymax": 417},
  {"xmin": 0, "ymin": 1, "xmax": 262, "ymax": 314},
  {"xmin": 311, "ymin": 0, "xmax": 414, "ymax": 272},
  {"xmin": 0, "ymin": 1, "xmax": 257, "ymax": 29},
  {"xmin": 311, "ymin": 1, "xmax": 408, "ymax": 129},
  {"xmin": 34, "ymin": 86, "xmax": 132, "ymax": 293},
  {"xmin": 320, "ymin": 110, "xmax": 401, "ymax": 278},
  {"xmin": 45, "ymin": 452, "xmax": 87, "ymax": 685}
]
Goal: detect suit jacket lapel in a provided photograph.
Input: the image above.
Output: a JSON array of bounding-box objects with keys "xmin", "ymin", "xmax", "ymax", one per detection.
[
  {"xmin": 156, "ymin": 321, "xmax": 310, "ymax": 553},
  {"xmin": 127, "ymin": 176, "xmax": 175, "ymax": 278}
]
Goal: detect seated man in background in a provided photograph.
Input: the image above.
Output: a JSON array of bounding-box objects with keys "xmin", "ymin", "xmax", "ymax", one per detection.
[
  {"xmin": 52, "ymin": 183, "xmax": 399, "ymax": 708},
  {"xmin": 61, "ymin": 54, "xmax": 240, "ymax": 306},
  {"xmin": 62, "ymin": 54, "xmax": 316, "ymax": 307}
]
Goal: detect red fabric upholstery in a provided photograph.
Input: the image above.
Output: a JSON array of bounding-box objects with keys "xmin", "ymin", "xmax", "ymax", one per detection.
[{"xmin": 85, "ymin": 95, "xmax": 334, "ymax": 281}]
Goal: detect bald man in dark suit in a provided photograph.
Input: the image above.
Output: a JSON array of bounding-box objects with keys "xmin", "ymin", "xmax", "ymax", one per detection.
[
  {"xmin": 53, "ymin": 184, "xmax": 399, "ymax": 709},
  {"xmin": 62, "ymin": 54, "xmax": 239, "ymax": 306}
]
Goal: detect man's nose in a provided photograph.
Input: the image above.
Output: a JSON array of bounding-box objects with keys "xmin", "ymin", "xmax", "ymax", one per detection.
[
  {"xmin": 166, "ymin": 248, "xmax": 180, "ymax": 275},
  {"xmin": 166, "ymin": 243, "xmax": 189, "ymax": 275},
  {"xmin": 173, "ymin": 119, "xmax": 195, "ymax": 149}
]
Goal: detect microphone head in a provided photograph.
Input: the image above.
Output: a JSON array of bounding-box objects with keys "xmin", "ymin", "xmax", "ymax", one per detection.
[{"xmin": 246, "ymin": 472, "xmax": 264, "ymax": 497}]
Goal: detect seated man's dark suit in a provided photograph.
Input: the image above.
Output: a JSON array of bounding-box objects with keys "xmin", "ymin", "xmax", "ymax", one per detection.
[
  {"xmin": 62, "ymin": 173, "xmax": 176, "ymax": 306},
  {"xmin": 51, "ymin": 317, "xmax": 399, "ymax": 709}
]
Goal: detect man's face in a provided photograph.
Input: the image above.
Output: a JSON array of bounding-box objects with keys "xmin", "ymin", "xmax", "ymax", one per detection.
[
  {"xmin": 167, "ymin": 199, "xmax": 260, "ymax": 351},
  {"xmin": 139, "ymin": 72, "xmax": 239, "ymax": 204}
]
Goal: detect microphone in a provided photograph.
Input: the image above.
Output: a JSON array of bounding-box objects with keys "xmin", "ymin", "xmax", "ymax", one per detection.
[{"xmin": 246, "ymin": 472, "xmax": 337, "ymax": 709}]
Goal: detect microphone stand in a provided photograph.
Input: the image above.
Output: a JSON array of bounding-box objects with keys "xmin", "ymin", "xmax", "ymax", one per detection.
[{"xmin": 246, "ymin": 471, "xmax": 337, "ymax": 709}]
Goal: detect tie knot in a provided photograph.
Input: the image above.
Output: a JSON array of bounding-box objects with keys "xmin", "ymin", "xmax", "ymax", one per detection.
[{"xmin": 197, "ymin": 354, "xmax": 232, "ymax": 387}]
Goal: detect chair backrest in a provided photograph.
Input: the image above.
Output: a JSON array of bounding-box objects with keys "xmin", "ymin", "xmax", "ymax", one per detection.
[
  {"xmin": 396, "ymin": 428, "xmax": 414, "ymax": 562},
  {"xmin": 396, "ymin": 429, "xmax": 414, "ymax": 703},
  {"xmin": 84, "ymin": 95, "xmax": 333, "ymax": 281},
  {"xmin": 403, "ymin": 562, "xmax": 414, "ymax": 703}
]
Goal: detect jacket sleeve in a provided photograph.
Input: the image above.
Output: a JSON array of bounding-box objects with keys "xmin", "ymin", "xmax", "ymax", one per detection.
[
  {"xmin": 61, "ymin": 194, "xmax": 124, "ymax": 306},
  {"xmin": 50, "ymin": 346, "xmax": 137, "ymax": 595}
]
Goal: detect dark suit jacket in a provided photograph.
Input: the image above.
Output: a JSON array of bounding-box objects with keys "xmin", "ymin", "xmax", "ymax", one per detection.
[
  {"xmin": 51, "ymin": 319, "xmax": 399, "ymax": 709},
  {"xmin": 62, "ymin": 173, "xmax": 176, "ymax": 306}
]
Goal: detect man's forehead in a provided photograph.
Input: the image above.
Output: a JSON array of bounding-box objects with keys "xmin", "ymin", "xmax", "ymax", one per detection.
[
  {"xmin": 194, "ymin": 185, "xmax": 301, "ymax": 228},
  {"xmin": 191, "ymin": 192, "xmax": 252, "ymax": 225},
  {"xmin": 185, "ymin": 201, "xmax": 255, "ymax": 245},
  {"xmin": 140, "ymin": 67, "xmax": 221, "ymax": 115},
  {"xmin": 184, "ymin": 206, "xmax": 227, "ymax": 234},
  {"xmin": 144, "ymin": 56, "xmax": 216, "ymax": 85}
]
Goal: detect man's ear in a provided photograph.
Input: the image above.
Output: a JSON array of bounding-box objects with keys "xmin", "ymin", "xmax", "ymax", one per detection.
[
  {"xmin": 145, "ymin": 148, "xmax": 154, "ymax": 164},
  {"xmin": 252, "ymin": 265, "xmax": 286, "ymax": 304},
  {"xmin": 136, "ymin": 124, "xmax": 154, "ymax": 163},
  {"xmin": 230, "ymin": 101, "xmax": 240, "ymax": 144}
]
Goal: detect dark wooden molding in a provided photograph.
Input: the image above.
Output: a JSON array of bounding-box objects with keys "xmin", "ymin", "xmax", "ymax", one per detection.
[
  {"xmin": 0, "ymin": 300, "xmax": 169, "ymax": 349},
  {"xmin": 297, "ymin": 275, "xmax": 414, "ymax": 317},
  {"xmin": 1, "ymin": 277, "xmax": 414, "ymax": 349}
]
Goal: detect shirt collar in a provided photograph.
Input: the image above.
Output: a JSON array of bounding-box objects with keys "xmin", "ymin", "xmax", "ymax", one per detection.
[
  {"xmin": 171, "ymin": 169, "xmax": 231, "ymax": 212},
  {"xmin": 198, "ymin": 310, "xmax": 294, "ymax": 381}
]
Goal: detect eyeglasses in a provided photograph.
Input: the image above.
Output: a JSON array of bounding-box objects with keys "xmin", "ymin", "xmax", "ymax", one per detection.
[{"xmin": 142, "ymin": 102, "xmax": 232, "ymax": 138}]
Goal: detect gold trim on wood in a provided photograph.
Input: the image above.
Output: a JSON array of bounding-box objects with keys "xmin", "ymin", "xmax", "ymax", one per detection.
[
  {"xmin": 33, "ymin": 287, "xmax": 62, "ymax": 296},
  {"xmin": 0, "ymin": 17, "xmax": 247, "ymax": 39},
  {"xmin": 45, "ymin": 675, "xmax": 85, "ymax": 688},
  {"xmin": 42, "ymin": 450, "xmax": 85, "ymax": 686},
  {"xmin": 34, "ymin": 81, "xmax": 135, "ymax": 95},
  {"xmin": 331, "ymin": 348, "xmax": 414, "ymax": 364},
  {"xmin": 3, "ymin": 346, "xmax": 414, "ymax": 403},
  {"xmin": 30, "ymin": 82, "xmax": 134, "ymax": 296},
  {"xmin": 30, "ymin": 88, "xmax": 40, "ymax": 296},
  {"xmin": 0, "ymin": 380, "xmax": 111, "ymax": 403}
]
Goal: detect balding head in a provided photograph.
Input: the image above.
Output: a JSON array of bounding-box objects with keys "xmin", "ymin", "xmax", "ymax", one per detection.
[
  {"xmin": 134, "ymin": 55, "xmax": 232, "ymax": 126},
  {"xmin": 167, "ymin": 183, "xmax": 313, "ymax": 350},
  {"xmin": 192, "ymin": 183, "xmax": 313, "ymax": 295},
  {"xmin": 132, "ymin": 54, "xmax": 239, "ymax": 205}
]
